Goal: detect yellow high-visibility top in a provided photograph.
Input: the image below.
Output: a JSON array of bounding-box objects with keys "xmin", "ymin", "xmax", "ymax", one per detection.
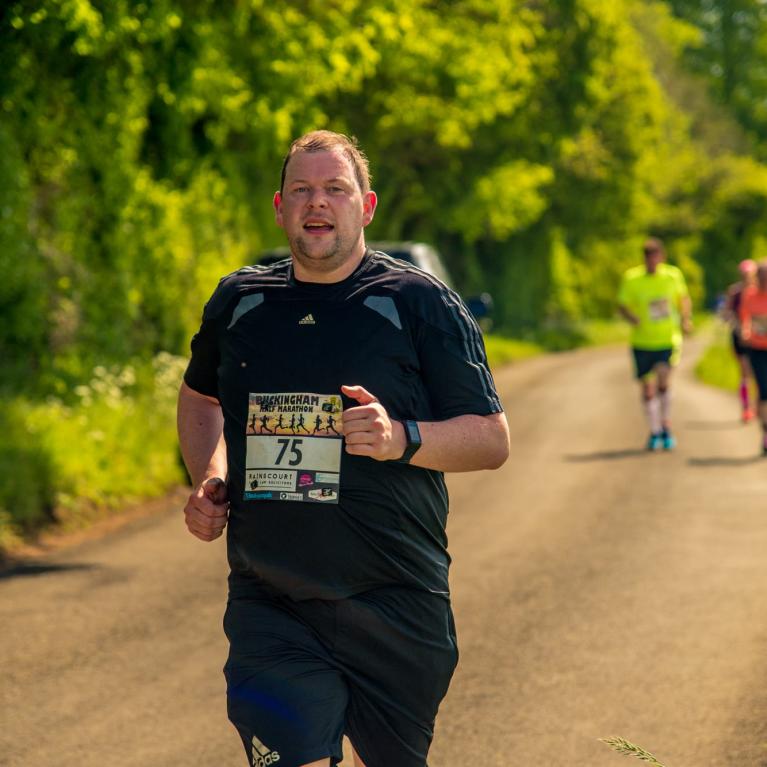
[{"xmin": 618, "ymin": 262, "xmax": 689, "ymax": 350}]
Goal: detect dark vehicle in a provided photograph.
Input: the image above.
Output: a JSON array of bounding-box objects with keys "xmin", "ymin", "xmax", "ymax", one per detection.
[
  {"xmin": 368, "ymin": 241, "xmax": 453, "ymax": 287},
  {"xmin": 257, "ymin": 241, "xmax": 493, "ymax": 323},
  {"xmin": 367, "ymin": 241, "xmax": 493, "ymax": 323}
]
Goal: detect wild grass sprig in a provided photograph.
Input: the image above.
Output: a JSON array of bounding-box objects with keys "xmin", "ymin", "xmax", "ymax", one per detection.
[{"xmin": 599, "ymin": 737, "xmax": 668, "ymax": 767}]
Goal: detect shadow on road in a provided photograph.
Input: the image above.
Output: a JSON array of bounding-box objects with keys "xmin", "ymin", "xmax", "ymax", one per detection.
[
  {"xmin": 688, "ymin": 455, "xmax": 764, "ymax": 467},
  {"xmin": 0, "ymin": 562, "xmax": 99, "ymax": 581},
  {"xmin": 564, "ymin": 448, "xmax": 648, "ymax": 462},
  {"xmin": 684, "ymin": 419, "xmax": 743, "ymax": 431}
]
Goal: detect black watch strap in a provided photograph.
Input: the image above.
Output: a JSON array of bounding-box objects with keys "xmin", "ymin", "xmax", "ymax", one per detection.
[{"xmin": 398, "ymin": 419, "xmax": 422, "ymax": 464}]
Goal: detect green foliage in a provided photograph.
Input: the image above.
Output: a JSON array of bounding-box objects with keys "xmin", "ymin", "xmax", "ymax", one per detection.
[
  {"xmin": 452, "ymin": 162, "xmax": 554, "ymax": 243},
  {"xmin": 483, "ymin": 334, "xmax": 545, "ymax": 368},
  {"xmin": 0, "ymin": 125, "xmax": 46, "ymax": 382},
  {"xmin": 667, "ymin": 0, "xmax": 767, "ymax": 156},
  {"xmin": 0, "ymin": 401, "xmax": 57, "ymax": 538},
  {"xmin": 4, "ymin": 0, "xmax": 767, "ymax": 544},
  {"xmin": 0, "ymin": 354, "xmax": 187, "ymax": 547},
  {"xmin": 695, "ymin": 323, "xmax": 741, "ymax": 391},
  {"xmin": 2, "ymin": 0, "xmax": 761, "ymax": 363},
  {"xmin": 694, "ymin": 155, "xmax": 767, "ymax": 300}
]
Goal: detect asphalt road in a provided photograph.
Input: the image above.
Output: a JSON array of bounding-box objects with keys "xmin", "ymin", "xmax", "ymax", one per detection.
[{"xmin": 3, "ymin": 342, "xmax": 767, "ymax": 767}]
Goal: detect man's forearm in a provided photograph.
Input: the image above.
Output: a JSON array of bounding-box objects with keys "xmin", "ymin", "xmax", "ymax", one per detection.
[
  {"xmin": 406, "ymin": 413, "xmax": 509, "ymax": 473},
  {"xmin": 177, "ymin": 381, "xmax": 227, "ymax": 486},
  {"xmin": 618, "ymin": 305, "xmax": 639, "ymax": 325},
  {"xmin": 681, "ymin": 295, "xmax": 692, "ymax": 322}
]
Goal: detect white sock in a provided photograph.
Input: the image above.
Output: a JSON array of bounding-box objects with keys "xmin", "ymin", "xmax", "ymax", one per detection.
[
  {"xmin": 644, "ymin": 396, "xmax": 662, "ymax": 434},
  {"xmin": 658, "ymin": 389, "xmax": 672, "ymax": 428}
]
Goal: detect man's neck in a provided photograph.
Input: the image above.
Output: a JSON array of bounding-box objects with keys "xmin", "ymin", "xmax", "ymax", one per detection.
[{"xmin": 292, "ymin": 243, "xmax": 367, "ymax": 284}]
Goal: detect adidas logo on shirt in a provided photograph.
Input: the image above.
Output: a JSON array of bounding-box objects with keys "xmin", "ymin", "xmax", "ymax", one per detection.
[
  {"xmin": 299, "ymin": 313, "xmax": 316, "ymax": 325},
  {"xmin": 251, "ymin": 735, "xmax": 280, "ymax": 766}
]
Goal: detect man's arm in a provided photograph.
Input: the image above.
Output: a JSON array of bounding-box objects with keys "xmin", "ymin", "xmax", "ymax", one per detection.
[
  {"xmin": 617, "ymin": 274, "xmax": 638, "ymax": 326},
  {"xmin": 617, "ymin": 304, "xmax": 640, "ymax": 326},
  {"xmin": 679, "ymin": 293, "xmax": 693, "ymax": 335},
  {"xmin": 341, "ymin": 385, "xmax": 509, "ymax": 472},
  {"xmin": 177, "ymin": 381, "xmax": 229, "ymax": 541},
  {"xmin": 178, "ymin": 381, "xmax": 227, "ymax": 484},
  {"xmin": 721, "ymin": 285, "xmax": 736, "ymax": 323}
]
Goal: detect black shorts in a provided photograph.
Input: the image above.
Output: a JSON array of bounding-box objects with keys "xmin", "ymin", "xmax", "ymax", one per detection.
[
  {"xmin": 732, "ymin": 330, "xmax": 749, "ymax": 357},
  {"xmin": 223, "ymin": 576, "xmax": 459, "ymax": 767},
  {"xmin": 632, "ymin": 347, "xmax": 673, "ymax": 379},
  {"xmin": 748, "ymin": 347, "xmax": 767, "ymax": 402}
]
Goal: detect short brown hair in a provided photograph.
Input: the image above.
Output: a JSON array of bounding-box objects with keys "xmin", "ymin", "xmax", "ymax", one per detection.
[{"xmin": 280, "ymin": 130, "xmax": 372, "ymax": 194}]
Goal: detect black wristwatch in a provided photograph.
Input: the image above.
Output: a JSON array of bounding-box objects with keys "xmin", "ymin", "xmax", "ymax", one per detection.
[{"xmin": 397, "ymin": 419, "xmax": 422, "ymax": 464}]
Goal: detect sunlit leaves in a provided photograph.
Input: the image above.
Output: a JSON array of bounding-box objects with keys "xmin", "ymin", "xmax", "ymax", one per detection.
[
  {"xmin": 453, "ymin": 163, "xmax": 554, "ymax": 242},
  {"xmin": 4, "ymin": 0, "xmax": 767, "ymax": 373}
]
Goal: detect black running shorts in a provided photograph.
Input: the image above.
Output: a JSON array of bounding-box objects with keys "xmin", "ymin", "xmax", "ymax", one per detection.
[
  {"xmin": 732, "ymin": 329, "xmax": 749, "ymax": 357},
  {"xmin": 223, "ymin": 576, "xmax": 459, "ymax": 767},
  {"xmin": 632, "ymin": 347, "xmax": 673, "ymax": 379},
  {"xmin": 748, "ymin": 347, "xmax": 767, "ymax": 402}
]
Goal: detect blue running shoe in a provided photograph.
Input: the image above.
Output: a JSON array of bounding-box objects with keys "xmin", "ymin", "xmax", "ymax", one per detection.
[
  {"xmin": 662, "ymin": 430, "xmax": 676, "ymax": 451},
  {"xmin": 646, "ymin": 433, "xmax": 663, "ymax": 451}
]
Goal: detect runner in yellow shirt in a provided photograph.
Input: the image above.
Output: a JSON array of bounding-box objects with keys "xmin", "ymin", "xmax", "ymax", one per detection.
[{"xmin": 618, "ymin": 238, "xmax": 692, "ymax": 451}]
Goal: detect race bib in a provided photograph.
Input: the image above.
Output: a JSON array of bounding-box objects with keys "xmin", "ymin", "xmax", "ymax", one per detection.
[
  {"xmin": 752, "ymin": 314, "xmax": 767, "ymax": 337},
  {"xmin": 648, "ymin": 298, "xmax": 671, "ymax": 321},
  {"xmin": 244, "ymin": 392, "xmax": 343, "ymax": 504}
]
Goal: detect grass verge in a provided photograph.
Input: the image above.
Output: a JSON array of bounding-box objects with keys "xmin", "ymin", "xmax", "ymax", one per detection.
[
  {"xmin": 694, "ymin": 321, "xmax": 739, "ymax": 392},
  {"xmin": 484, "ymin": 318, "xmax": 629, "ymax": 368},
  {"xmin": 0, "ymin": 353, "xmax": 188, "ymax": 556}
]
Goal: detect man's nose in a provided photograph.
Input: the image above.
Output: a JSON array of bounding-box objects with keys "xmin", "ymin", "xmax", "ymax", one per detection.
[{"xmin": 307, "ymin": 189, "xmax": 328, "ymax": 207}]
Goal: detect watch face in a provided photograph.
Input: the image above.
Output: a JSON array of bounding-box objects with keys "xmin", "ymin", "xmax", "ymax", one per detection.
[
  {"xmin": 397, "ymin": 421, "xmax": 422, "ymax": 464},
  {"xmin": 406, "ymin": 420, "xmax": 421, "ymax": 444}
]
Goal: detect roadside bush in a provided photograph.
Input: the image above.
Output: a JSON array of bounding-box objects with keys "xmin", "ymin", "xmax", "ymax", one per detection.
[
  {"xmin": 0, "ymin": 402, "xmax": 57, "ymax": 550},
  {"xmin": 0, "ymin": 353, "xmax": 187, "ymax": 552}
]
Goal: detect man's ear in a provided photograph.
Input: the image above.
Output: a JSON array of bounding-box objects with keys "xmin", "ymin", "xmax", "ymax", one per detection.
[
  {"xmin": 362, "ymin": 191, "xmax": 377, "ymax": 227},
  {"xmin": 273, "ymin": 191, "xmax": 283, "ymax": 227}
]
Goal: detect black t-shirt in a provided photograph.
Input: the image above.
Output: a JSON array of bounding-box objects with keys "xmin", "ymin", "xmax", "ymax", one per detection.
[{"xmin": 184, "ymin": 250, "xmax": 502, "ymax": 600}]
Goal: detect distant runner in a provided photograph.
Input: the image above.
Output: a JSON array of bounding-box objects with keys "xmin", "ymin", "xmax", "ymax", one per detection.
[
  {"xmin": 618, "ymin": 238, "xmax": 692, "ymax": 451},
  {"xmin": 722, "ymin": 259, "xmax": 757, "ymax": 422},
  {"xmin": 738, "ymin": 260, "xmax": 767, "ymax": 455}
]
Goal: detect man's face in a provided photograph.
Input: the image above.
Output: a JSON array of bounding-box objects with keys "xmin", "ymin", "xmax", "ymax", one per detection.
[
  {"xmin": 644, "ymin": 248, "xmax": 664, "ymax": 273},
  {"xmin": 274, "ymin": 149, "xmax": 376, "ymax": 278}
]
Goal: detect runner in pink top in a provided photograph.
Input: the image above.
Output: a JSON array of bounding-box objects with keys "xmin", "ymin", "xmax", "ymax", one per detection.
[
  {"xmin": 739, "ymin": 260, "xmax": 767, "ymax": 455},
  {"xmin": 723, "ymin": 259, "xmax": 757, "ymax": 421}
]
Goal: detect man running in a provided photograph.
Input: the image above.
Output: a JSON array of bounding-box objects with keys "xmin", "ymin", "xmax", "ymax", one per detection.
[
  {"xmin": 722, "ymin": 259, "xmax": 757, "ymax": 422},
  {"xmin": 177, "ymin": 130, "xmax": 510, "ymax": 767},
  {"xmin": 618, "ymin": 237, "xmax": 692, "ymax": 451},
  {"xmin": 738, "ymin": 260, "xmax": 767, "ymax": 455}
]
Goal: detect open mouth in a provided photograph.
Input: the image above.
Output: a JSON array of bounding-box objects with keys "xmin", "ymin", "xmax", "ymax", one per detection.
[{"xmin": 303, "ymin": 221, "xmax": 334, "ymax": 234}]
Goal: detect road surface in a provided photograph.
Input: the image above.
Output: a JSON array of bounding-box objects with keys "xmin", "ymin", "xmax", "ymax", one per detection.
[{"xmin": 3, "ymin": 342, "xmax": 767, "ymax": 767}]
